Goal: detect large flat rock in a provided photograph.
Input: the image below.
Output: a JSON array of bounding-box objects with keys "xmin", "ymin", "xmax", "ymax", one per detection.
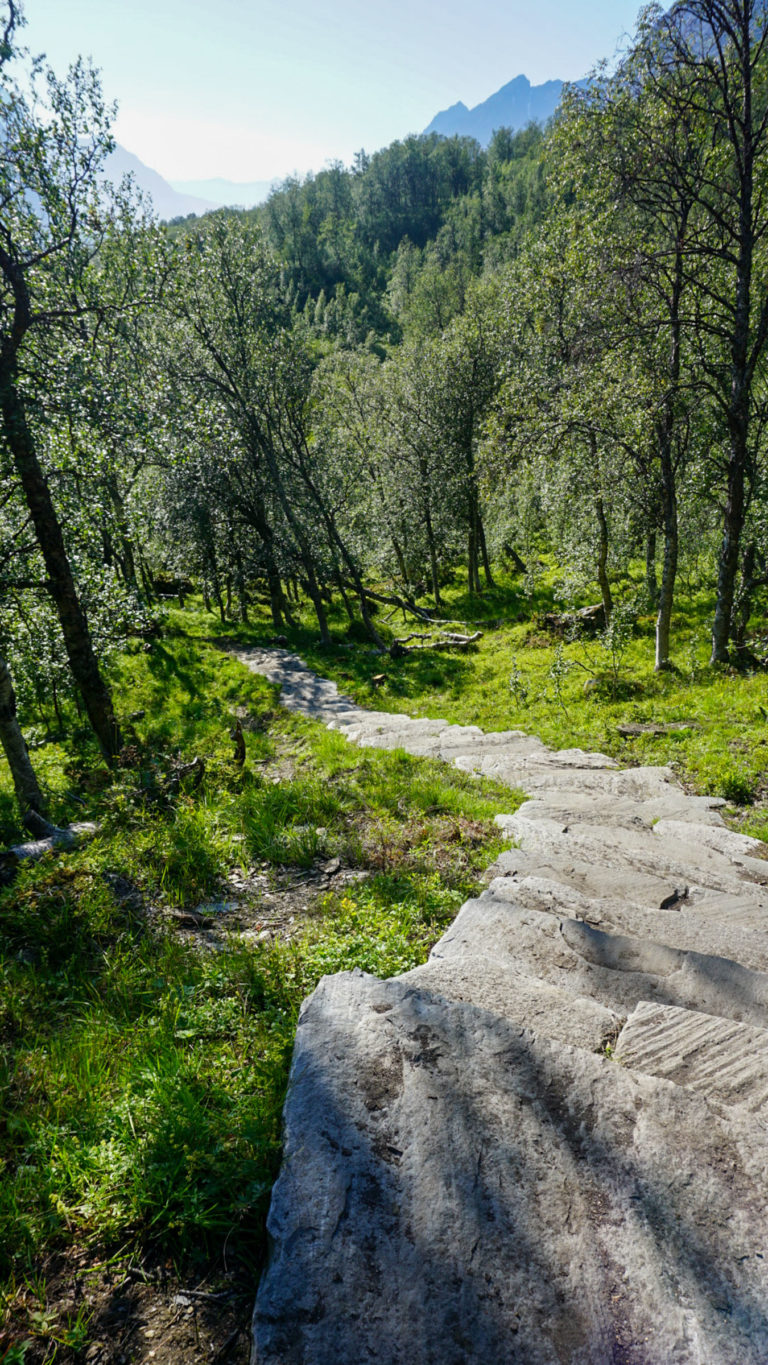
[
  {"xmin": 253, "ymin": 971, "xmax": 768, "ymax": 1365},
  {"xmin": 487, "ymin": 867, "xmax": 768, "ymax": 973},
  {"xmin": 489, "ymin": 844, "xmax": 704, "ymax": 914},
  {"xmin": 496, "ymin": 811, "xmax": 768, "ymax": 900},
  {"xmin": 430, "ymin": 897, "xmax": 768, "ymax": 1028},
  {"xmin": 400, "ymin": 955, "xmax": 620, "ymax": 1051},
  {"xmin": 511, "ymin": 793, "xmax": 727, "ymax": 830}
]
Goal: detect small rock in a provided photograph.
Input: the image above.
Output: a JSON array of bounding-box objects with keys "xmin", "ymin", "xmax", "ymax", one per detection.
[
  {"xmin": 618, "ymin": 721, "xmax": 700, "ymax": 738},
  {"xmin": 660, "ymin": 886, "xmax": 689, "ymax": 910}
]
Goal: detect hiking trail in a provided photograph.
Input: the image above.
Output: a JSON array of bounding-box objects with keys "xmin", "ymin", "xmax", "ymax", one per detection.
[{"xmin": 237, "ymin": 646, "xmax": 768, "ymax": 1365}]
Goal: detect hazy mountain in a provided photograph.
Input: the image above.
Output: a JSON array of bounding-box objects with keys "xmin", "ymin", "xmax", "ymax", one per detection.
[
  {"xmin": 169, "ymin": 177, "xmax": 277, "ymax": 209},
  {"xmin": 105, "ymin": 145, "xmax": 216, "ymax": 220},
  {"xmin": 424, "ymin": 73, "xmax": 588, "ymax": 145}
]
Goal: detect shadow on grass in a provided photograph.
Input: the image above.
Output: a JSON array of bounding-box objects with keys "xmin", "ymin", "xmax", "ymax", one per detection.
[{"xmin": 143, "ymin": 640, "xmax": 202, "ymax": 699}]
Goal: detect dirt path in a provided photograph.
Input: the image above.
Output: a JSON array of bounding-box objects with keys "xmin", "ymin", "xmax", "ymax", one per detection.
[{"xmin": 237, "ymin": 647, "xmax": 768, "ymax": 1365}]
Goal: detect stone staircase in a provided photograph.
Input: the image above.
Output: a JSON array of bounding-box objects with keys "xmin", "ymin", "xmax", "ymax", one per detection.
[{"xmin": 238, "ymin": 648, "xmax": 768, "ymax": 1365}]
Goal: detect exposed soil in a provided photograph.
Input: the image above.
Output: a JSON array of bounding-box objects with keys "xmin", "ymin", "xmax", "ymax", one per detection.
[
  {"xmin": 158, "ymin": 856, "xmax": 371, "ymax": 949},
  {"xmin": 3, "ymin": 1249, "xmax": 254, "ymax": 1365}
]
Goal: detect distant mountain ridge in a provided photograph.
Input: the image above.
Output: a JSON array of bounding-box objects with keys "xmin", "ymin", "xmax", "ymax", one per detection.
[
  {"xmin": 169, "ymin": 177, "xmax": 277, "ymax": 209},
  {"xmin": 105, "ymin": 146, "xmax": 216, "ymax": 219},
  {"xmin": 109, "ymin": 74, "xmax": 590, "ymax": 221},
  {"xmin": 424, "ymin": 73, "xmax": 588, "ymax": 145},
  {"xmin": 103, "ymin": 149, "xmax": 277, "ymax": 218}
]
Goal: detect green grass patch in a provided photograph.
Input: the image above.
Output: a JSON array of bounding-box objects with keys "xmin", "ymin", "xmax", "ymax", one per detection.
[
  {"xmin": 186, "ymin": 572, "xmax": 768, "ymax": 810},
  {"xmin": 0, "ymin": 614, "xmax": 513, "ymax": 1340}
]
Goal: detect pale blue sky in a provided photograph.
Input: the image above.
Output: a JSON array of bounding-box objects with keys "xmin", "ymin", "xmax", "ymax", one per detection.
[{"xmin": 21, "ymin": 1, "xmax": 647, "ymax": 182}]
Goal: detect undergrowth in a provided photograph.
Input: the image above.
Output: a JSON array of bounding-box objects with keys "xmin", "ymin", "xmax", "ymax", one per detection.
[
  {"xmin": 0, "ymin": 619, "xmax": 512, "ymax": 1356},
  {"xmin": 4, "ymin": 564, "xmax": 768, "ymax": 1356},
  {"xmin": 186, "ymin": 567, "xmax": 768, "ymax": 812}
]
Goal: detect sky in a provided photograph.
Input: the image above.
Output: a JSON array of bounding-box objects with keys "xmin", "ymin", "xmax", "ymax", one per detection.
[{"xmin": 21, "ymin": 0, "xmax": 647, "ymax": 184}]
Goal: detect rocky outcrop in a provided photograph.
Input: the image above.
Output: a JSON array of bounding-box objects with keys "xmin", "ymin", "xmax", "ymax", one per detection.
[{"xmin": 237, "ymin": 648, "xmax": 768, "ymax": 1364}]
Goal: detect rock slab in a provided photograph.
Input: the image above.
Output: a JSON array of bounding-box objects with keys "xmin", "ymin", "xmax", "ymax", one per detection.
[
  {"xmin": 237, "ymin": 648, "xmax": 768, "ymax": 1363},
  {"xmin": 253, "ymin": 971, "xmax": 768, "ymax": 1365}
]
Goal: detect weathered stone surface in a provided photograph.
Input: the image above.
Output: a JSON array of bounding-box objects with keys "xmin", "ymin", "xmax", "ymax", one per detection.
[
  {"xmin": 496, "ymin": 811, "xmax": 768, "ymax": 899},
  {"xmin": 489, "ymin": 844, "xmax": 701, "ymax": 913},
  {"xmin": 512, "ymin": 792, "xmax": 725, "ymax": 830},
  {"xmin": 473, "ymin": 760, "xmax": 680, "ymax": 801},
  {"xmin": 617, "ymin": 1000, "xmax": 768, "ymax": 1113},
  {"xmin": 487, "ymin": 868, "xmax": 768, "ymax": 973},
  {"xmin": 429, "ymin": 896, "xmax": 768, "ymax": 1028},
  {"xmin": 400, "ymin": 955, "xmax": 620, "ymax": 1051},
  {"xmin": 252, "ymin": 971, "xmax": 768, "ymax": 1365},
  {"xmin": 237, "ymin": 646, "xmax": 768, "ymax": 1364},
  {"xmin": 652, "ymin": 819, "xmax": 766, "ymax": 859}
]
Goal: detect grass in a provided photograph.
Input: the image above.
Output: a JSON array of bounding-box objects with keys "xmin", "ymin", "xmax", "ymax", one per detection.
[
  {"xmin": 186, "ymin": 570, "xmax": 768, "ymax": 814},
  {"xmin": 0, "ymin": 613, "xmax": 514, "ymax": 1357},
  {"xmin": 3, "ymin": 564, "xmax": 768, "ymax": 1356}
]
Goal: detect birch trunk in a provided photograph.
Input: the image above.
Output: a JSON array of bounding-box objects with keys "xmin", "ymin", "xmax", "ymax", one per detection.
[{"xmin": 0, "ymin": 654, "xmax": 46, "ymax": 818}]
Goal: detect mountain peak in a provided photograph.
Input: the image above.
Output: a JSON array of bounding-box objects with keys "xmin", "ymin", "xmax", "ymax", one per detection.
[{"xmin": 424, "ymin": 73, "xmax": 579, "ymax": 146}]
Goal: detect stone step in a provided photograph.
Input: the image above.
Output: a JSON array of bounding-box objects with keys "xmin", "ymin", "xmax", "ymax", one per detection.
[
  {"xmin": 459, "ymin": 756, "xmax": 681, "ymax": 801},
  {"xmin": 435, "ymin": 728, "xmax": 541, "ymax": 750},
  {"xmin": 253, "ymin": 970, "xmax": 768, "ymax": 1365},
  {"xmin": 616, "ymin": 1000, "xmax": 768, "ymax": 1113},
  {"xmin": 489, "ymin": 844, "xmax": 736, "ymax": 919},
  {"xmin": 490, "ymin": 842, "xmax": 768, "ymax": 917},
  {"xmin": 486, "ymin": 866, "xmax": 768, "ymax": 974},
  {"xmin": 466, "ymin": 746, "xmax": 621, "ymax": 772},
  {"xmin": 497, "ymin": 811, "xmax": 768, "ymax": 899},
  {"xmin": 356, "ymin": 727, "xmax": 547, "ymax": 764},
  {"xmin": 434, "ymin": 735, "xmax": 548, "ymax": 762},
  {"xmin": 399, "ymin": 956, "xmax": 620, "ymax": 1052},
  {"xmin": 346, "ymin": 714, "xmax": 448, "ymax": 736},
  {"xmin": 430, "ymin": 896, "xmax": 768, "ymax": 1029},
  {"xmin": 653, "ymin": 818, "xmax": 766, "ymax": 860},
  {"xmin": 513, "ymin": 791, "xmax": 726, "ymax": 830}
]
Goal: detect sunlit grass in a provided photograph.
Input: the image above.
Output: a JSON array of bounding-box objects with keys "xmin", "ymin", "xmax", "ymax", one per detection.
[
  {"xmin": 183, "ymin": 570, "xmax": 768, "ymax": 809},
  {"xmin": 0, "ymin": 612, "xmax": 513, "ymax": 1325}
]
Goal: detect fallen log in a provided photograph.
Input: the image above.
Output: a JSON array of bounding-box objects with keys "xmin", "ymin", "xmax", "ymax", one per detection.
[
  {"xmin": 617, "ymin": 721, "xmax": 700, "ymax": 739},
  {"xmin": 390, "ymin": 630, "xmax": 483, "ymax": 657},
  {"xmin": 438, "ymin": 631, "xmax": 483, "ymax": 648},
  {"xmin": 0, "ymin": 821, "xmax": 98, "ymax": 884},
  {"xmin": 391, "ymin": 633, "xmax": 431, "ymax": 647},
  {"xmin": 338, "ymin": 580, "xmax": 475, "ymax": 630}
]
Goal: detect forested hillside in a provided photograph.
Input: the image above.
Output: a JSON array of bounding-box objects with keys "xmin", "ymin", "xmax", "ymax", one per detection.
[
  {"xmin": 5, "ymin": 0, "xmax": 768, "ymax": 799},
  {"xmin": 4, "ymin": 0, "xmax": 768, "ymax": 1358}
]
